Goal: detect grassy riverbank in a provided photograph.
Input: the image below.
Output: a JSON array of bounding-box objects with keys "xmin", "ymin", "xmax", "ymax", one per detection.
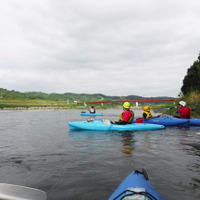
[
  {"xmin": 0, "ymin": 98, "xmax": 82, "ymax": 110},
  {"xmin": 0, "ymin": 98, "xmax": 112, "ymax": 110}
]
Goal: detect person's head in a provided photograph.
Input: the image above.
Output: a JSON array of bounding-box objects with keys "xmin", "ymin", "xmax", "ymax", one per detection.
[
  {"xmin": 91, "ymin": 106, "xmax": 94, "ymax": 108},
  {"xmin": 179, "ymin": 101, "xmax": 186, "ymax": 107},
  {"xmin": 143, "ymin": 105, "xmax": 150, "ymax": 112},
  {"xmin": 123, "ymin": 102, "xmax": 131, "ymax": 110}
]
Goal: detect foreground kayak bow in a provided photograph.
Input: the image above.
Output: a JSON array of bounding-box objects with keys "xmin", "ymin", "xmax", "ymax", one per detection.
[{"xmin": 108, "ymin": 169, "xmax": 163, "ymax": 200}]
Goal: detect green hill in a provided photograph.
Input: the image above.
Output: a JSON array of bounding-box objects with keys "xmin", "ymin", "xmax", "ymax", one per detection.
[{"xmin": 0, "ymin": 88, "xmax": 173, "ymax": 102}]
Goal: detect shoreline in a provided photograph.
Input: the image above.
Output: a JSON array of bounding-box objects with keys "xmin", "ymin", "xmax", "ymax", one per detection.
[
  {"xmin": 0, "ymin": 106, "xmax": 142, "ymax": 111},
  {"xmin": 0, "ymin": 106, "xmax": 69, "ymax": 110}
]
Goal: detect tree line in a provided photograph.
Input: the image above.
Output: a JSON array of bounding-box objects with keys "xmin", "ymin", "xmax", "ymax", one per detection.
[{"xmin": 181, "ymin": 53, "xmax": 200, "ymax": 96}]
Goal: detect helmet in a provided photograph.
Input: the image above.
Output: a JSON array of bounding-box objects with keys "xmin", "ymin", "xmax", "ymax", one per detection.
[
  {"xmin": 179, "ymin": 101, "xmax": 186, "ymax": 107},
  {"xmin": 143, "ymin": 105, "xmax": 150, "ymax": 111},
  {"xmin": 123, "ymin": 102, "xmax": 131, "ymax": 109}
]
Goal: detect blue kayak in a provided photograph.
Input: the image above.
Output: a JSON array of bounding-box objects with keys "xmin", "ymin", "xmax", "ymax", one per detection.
[
  {"xmin": 108, "ymin": 169, "xmax": 163, "ymax": 200},
  {"xmin": 188, "ymin": 118, "xmax": 200, "ymax": 126},
  {"xmin": 134, "ymin": 116, "xmax": 189, "ymax": 126},
  {"xmin": 68, "ymin": 120, "xmax": 165, "ymax": 131},
  {"xmin": 80, "ymin": 112, "xmax": 103, "ymax": 116}
]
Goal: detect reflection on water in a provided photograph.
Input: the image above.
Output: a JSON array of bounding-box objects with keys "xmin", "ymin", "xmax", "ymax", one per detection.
[
  {"xmin": 120, "ymin": 132, "xmax": 135, "ymax": 155},
  {"xmin": 69, "ymin": 130, "xmax": 136, "ymax": 155}
]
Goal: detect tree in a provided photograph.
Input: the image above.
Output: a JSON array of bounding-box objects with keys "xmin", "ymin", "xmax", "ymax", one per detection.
[{"xmin": 181, "ymin": 54, "xmax": 200, "ymax": 95}]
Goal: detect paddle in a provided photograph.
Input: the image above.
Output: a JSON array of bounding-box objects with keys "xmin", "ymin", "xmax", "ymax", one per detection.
[{"xmin": 0, "ymin": 183, "xmax": 47, "ymax": 200}]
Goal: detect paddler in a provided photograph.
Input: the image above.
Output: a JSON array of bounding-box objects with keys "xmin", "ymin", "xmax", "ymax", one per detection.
[
  {"xmin": 176, "ymin": 101, "xmax": 191, "ymax": 118},
  {"xmin": 88, "ymin": 106, "xmax": 96, "ymax": 113},
  {"xmin": 111, "ymin": 102, "xmax": 134, "ymax": 124},
  {"xmin": 142, "ymin": 105, "xmax": 161, "ymax": 119}
]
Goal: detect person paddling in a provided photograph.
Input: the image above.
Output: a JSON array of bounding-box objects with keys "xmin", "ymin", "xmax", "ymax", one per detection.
[
  {"xmin": 111, "ymin": 102, "xmax": 134, "ymax": 124},
  {"xmin": 88, "ymin": 106, "xmax": 96, "ymax": 114},
  {"xmin": 176, "ymin": 101, "xmax": 191, "ymax": 118},
  {"xmin": 142, "ymin": 106, "xmax": 161, "ymax": 119}
]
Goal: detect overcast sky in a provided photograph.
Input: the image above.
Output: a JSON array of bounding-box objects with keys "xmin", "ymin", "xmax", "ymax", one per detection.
[{"xmin": 0, "ymin": 0, "xmax": 199, "ymax": 97}]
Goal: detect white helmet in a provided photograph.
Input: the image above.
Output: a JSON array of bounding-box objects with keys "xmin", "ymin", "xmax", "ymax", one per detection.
[{"xmin": 179, "ymin": 101, "xmax": 186, "ymax": 107}]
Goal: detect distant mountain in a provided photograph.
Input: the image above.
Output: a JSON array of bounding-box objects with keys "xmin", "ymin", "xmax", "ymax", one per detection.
[{"xmin": 0, "ymin": 88, "xmax": 174, "ymax": 102}]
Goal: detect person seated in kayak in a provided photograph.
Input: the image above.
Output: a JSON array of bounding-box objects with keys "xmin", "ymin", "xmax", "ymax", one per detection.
[
  {"xmin": 176, "ymin": 101, "xmax": 191, "ymax": 118},
  {"xmin": 111, "ymin": 102, "xmax": 134, "ymax": 124},
  {"xmin": 143, "ymin": 105, "xmax": 161, "ymax": 119},
  {"xmin": 89, "ymin": 106, "xmax": 95, "ymax": 113}
]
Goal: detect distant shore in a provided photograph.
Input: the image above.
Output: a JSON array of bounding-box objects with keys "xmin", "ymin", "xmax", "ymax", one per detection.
[
  {"xmin": 0, "ymin": 106, "xmax": 67, "ymax": 110},
  {"xmin": 0, "ymin": 106, "xmax": 142, "ymax": 110}
]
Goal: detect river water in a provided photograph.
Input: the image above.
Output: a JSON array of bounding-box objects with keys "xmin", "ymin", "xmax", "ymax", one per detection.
[{"xmin": 0, "ymin": 109, "xmax": 199, "ymax": 200}]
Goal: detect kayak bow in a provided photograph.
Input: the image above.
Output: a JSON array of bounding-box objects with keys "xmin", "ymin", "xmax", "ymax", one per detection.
[{"xmin": 108, "ymin": 169, "xmax": 163, "ymax": 200}]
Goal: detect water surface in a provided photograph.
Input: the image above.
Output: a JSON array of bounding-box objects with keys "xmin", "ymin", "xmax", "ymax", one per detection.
[{"xmin": 0, "ymin": 109, "xmax": 199, "ymax": 200}]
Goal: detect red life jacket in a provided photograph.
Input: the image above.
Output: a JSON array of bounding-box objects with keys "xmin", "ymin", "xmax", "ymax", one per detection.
[
  {"xmin": 120, "ymin": 110, "xmax": 134, "ymax": 123},
  {"xmin": 178, "ymin": 106, "xmax": 191, "ymax": 118}
]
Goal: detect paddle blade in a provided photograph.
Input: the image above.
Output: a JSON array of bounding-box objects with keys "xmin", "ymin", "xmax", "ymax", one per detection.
[{"xmin": 0, "ymin": 183, "xmax": 47, "ymax": 200}]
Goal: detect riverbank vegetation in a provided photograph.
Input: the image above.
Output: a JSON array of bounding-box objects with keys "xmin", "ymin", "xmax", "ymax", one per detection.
[
  {"xmin": 175, "ymin": 53, "xmax": 200, "ymax": 117},
  {"xmin": 0, "ymin": 97, "xmax": 112, "ymax": 110}
]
